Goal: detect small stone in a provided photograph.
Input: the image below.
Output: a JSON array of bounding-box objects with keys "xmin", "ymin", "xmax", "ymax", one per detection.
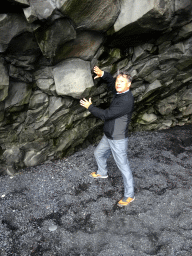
[{"xmin": 49, "ymin": 225, "xmax": 57, "ymax": 232}]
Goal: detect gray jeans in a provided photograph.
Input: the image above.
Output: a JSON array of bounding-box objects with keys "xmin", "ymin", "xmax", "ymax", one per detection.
[{"xmin": 94, "ymin": 135, "xmax": 134, "ymax": 198}]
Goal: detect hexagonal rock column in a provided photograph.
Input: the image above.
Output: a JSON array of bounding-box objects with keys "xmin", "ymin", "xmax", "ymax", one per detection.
[
  {"xmin": 8, "ymin": 0, "xmax": 29, "ymax": 6},
  {"xmin": 57, "ymin": 0, "xmax": 121, "ymax": 31},
  {"xmin": 0, "ymin": 13, "xmax": 36, "ymax": 52},
  {"xmin": 53, "ymin": 59, "xmax": 94, "ymax": 99},
  {"xmin": 23, "ymin": 0, "xmax": 56, "ymax": 22},
  {"xmin": 110, "ymin": 0, "xmax": 173, "ymax": 47},
  {"xmin": 0, "ymin": 57, "xmax": 9, "ymax": 102},
  {"xmin": 35, "ymin": 18, "xmax": 76, "ymax": 59},
  {"xmin": 114, "ymin": 0, "xmax": 172, "ymax": 33},
  {"xmin": 53, "ymin": 30, "xmax": 104, "ymax": 64}
]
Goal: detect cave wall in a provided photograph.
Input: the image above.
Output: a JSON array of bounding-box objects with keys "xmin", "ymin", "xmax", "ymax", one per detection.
[{"xmin": 0, "ymin": 0, "xmax": 192, "ymax": 175}]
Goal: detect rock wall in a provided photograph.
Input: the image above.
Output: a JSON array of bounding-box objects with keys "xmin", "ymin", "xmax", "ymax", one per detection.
[{"xmin": 0, "ymin": 0, "xmax": 192, "ymax": 174}]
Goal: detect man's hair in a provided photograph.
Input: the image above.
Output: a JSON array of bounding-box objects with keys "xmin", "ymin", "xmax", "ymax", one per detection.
[{"xmin": 117, "ymin": 70, "xmax": 132, "ymax": 83}]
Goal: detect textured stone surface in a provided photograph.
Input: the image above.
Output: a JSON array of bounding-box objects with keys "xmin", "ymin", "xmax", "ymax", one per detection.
[
  {"xmin": 53, "ymin": 30, "xmax": 104, "ymax": 63},
  {"xmin": 34, "ymin": 67, "xmax": 56, "ymax": 95},
  {"xmin": 171, "ymin": 0, "xmax": 192, "ymax": 27},
  {"xmin": 35, "ymin": 18, "xmax": 76, "ymax": 58},
  {"xmin": 8, "ymin": 0, "xmax": 29, "ymax": 6},
  {"xmin": 3, "ymin": 146, "xmax": 21, "ymax": 166},
  {"xmin": 23, "ymin": 149, "xmax": 47, "ymax": 167},
  {"xmin": 110, "ymin": 0, "xmax": 173, "ymax": 47},
  {"xmin": 53, "ymin": 59, "xmax": 94, "ymax": 98},
  {"xmin": 9, "ymin": 65, "xmax": 32, "ymax": 82},
  {"xmin": 0, "ymin": 125, "xmax": 191, "ymax": 255},
  {"xmin": 0, "ymin": 58, "xmax": 9, "ymax": 90},
  {"xmin": 28, "ymin": 90, "xmax": 49, "ymax": 110},
  {"xmin": 0, "ymin": 58, "xmax": 9, "ymax": 102},
  {"xmin": 0, "ymin": 14, "xmax": 36, "ymax": 52},
  {"xmin": 142, "ymin": 80, "xmax": 163, "ymax": 99},
  {"xmin": 114, "ymin": 0, "xmax": 170, "ymax": 32},
  {"xmin": 4, "ymin": 81, "xmax": 31, "ymax": 110},
  {"xmin": 23, "ymin": 0, "xmax": 56, "ymax": 21},
  {"xmin": 139, "ymin": 113, "xmax": 158, "ymax": 124},
  {"xmin": 58, "ymin": 0, "xmax": 121, "ymax": 31}
]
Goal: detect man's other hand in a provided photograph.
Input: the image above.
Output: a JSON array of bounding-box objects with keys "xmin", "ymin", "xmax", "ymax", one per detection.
[
  {"xmin": 80, "ymin": 98, "xmax": 92, "ymax": 109},
  {"xmin": 93, "ymin": 66, "xmax": 104, "ymax": 79}
]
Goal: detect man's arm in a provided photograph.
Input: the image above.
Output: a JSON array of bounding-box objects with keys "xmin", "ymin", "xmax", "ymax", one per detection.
[
  {"xmin": 80, "ymin": 66, "xmax": 117, "ymax": 110},
  {"xmin": 88, "ymin": 93, "xmax": 134, "ymax": 121}
]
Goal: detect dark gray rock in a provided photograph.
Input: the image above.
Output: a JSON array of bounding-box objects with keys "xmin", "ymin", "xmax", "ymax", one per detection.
[
  {"xmin": 6, "ymin": 31, "xmax": 40, "ymax": 58},
  {"xmin": 171, "ymin": 0, "xmax": 192, "ymax": 27},
  {"xmin": 48, "ymin": 96, "xmax": 67, "ymax": 117},
  {"xmin": 5, "ymin": 55, "xmax": 37, "ymax": 70},
  {"xmin": 183, "ymin": 104, "xmax": 192, "ymax": 116},
  {"xmin": 0, "ymin": 58, "xmax": 9, "ymax": 89},
  {"xmin": 110, "ymin": 0, "xmax": 173, "ymax": 47},
  {"xmin": 158, "ymin": 40, "xmax": 172, "ymax": 54},
  {"xmin": 132, "ymin": 85, "xmax": 146, "ymax": 98},
  {"xmin": 25, "ymin": 104, "xmax": 49, "ymax": 129},
  {"xmin": 9, "ymin": 65, "xmax": 32, "ymax": 82},
  {"xmin": 0, "ymin": 102, "xmax": 4, "ymax": 122},
  {"xmin": 139, "ymin": 113, "xmax": 158, "ymax": 124},
  {"xmin": 34, "ymin": 67, "xmax": 56, "ymax": 96},
  {"xmin": 7, "ymin": 0, "xmax": 29, "ymax": 6},
  {"xmin": 132, "ymin": 45, "xmax": 148, "ymax": 63},
  {"xmin": 180, "ymin": 89, "xmax": 192, "ymax": 102},
  {"xmin": 23, "ymin": 148, "xmax": 48, "ymax": 167},
  {"xmin": 53, "ymin": 30, "xmax": 104, "ymax": 63},
  {"xmin": 3, "ymin": 146, "xmax": 22, "ymax": 166},
  {"xmin": 28, "ymin": 90, "xmax": 49, "ymax": 110},
  {"xmin": 53, "ymin": 58, "xmax": 94, "ymax": 98},
  {"xmin": 159, "ymin": 67, "xmax": 178, "ymax": 83},
  {"xmin": 175, "ymin": 56, "xmax": 192, "ymax": 71},
  {"xmin": 0, "ymin": 14, "xmax": 36, "ymax": 52},
  {"xmin": 174, "ymin": 21, "xmax": 192, "ymax": 42},
  {"xmin": 4, "ymin": 81, "xmax": 32, "ymax": 111},
  {"xmin": 23, "ymin": 0, "xmax": 57, "ymax": 22},
  {"xmin": 142, "ymin": 80, "xmax": 163, "ymax": 99},
  {"xmin": 99, "ymin": 48, "xmax": 121, "ymax": 67},
  {"xmin": 58, "ymin": 0, "xmax": 121, "ymax": 31},
  {"xmin": 114, "ymin": 0, "xmax": 172, "ymax": 33},
  {"xmin": 138, "ymin": 58, "xmax": 159, "ymax": 79},
  {"xmin": 156, "ymin": 94, "xmax": 178, "ymax": 116},
  {"xmin": 35, "ymin": 18, "xmax": 76, "ymax": 59},
  {"xmin": 144, "ymin": 70, "xmax": 162, "ymax": 84},
  {"xmin": 0, "ymin": 58, "xmax": 9, "ymax": 102}
]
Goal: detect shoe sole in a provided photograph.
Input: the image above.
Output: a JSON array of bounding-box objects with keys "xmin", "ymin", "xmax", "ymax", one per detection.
[
  {"xmin": 117, "ymin": 197, "xmax": 135, "ymax": 207},
  {"xmin": 90, "ymin": 174, "xmax": 108, "ymax": 179}
]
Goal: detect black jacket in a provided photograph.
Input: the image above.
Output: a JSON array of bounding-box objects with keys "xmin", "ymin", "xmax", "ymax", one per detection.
[{"xmin": 88, "ymin": 71, "xmax": 134, "ymax": 140}]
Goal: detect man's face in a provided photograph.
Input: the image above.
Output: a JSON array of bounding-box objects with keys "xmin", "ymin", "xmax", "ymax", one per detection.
[{"xmin": 115, "ymin": 75, "xmax": 131, "ymax": 93}]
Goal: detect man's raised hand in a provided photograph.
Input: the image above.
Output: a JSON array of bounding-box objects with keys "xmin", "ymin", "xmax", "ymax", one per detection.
[
  {"xmin": 93, "ymin": 66, "xmax": 104, "ymax": 79},
  {"xmin": 80, "ymin": 98, "xmax": 92, "ymax": 109}
]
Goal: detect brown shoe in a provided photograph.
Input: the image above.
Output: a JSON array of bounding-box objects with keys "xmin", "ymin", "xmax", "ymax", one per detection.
[
  {"xmin": 117, "ymin": 197, "xmax": 135, "ymax": 207},
  {"xmin": 90, "ymin": 172, "xmax": 108, "ymax": 179}
]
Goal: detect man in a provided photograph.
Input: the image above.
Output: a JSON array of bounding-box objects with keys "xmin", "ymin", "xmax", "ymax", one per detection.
[{"xmin": 80, "ymin": 66, "xmax": 134, "ymax": 207}]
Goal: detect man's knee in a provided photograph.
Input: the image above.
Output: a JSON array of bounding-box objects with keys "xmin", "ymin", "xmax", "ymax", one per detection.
[
  {"xmin": 94, "ymin": 149, "xmax": 97, "ymax": 158},
  {"xmin": 94, "ymin": 147, "xmax": 100, "ymax": 158}
]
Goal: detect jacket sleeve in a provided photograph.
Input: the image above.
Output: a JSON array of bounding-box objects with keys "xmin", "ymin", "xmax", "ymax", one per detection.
[
  {"xmin": 88, "ymin": 93, "xmax": 134, "ymax": 121},
  {"xmin": 102, "ymin": 72, "xmax": 116, "ymax": 94}
]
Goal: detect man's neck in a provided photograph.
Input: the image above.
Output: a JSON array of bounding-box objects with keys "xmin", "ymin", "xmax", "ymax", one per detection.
[{"xmin": 116, "ymin": 89, "xmax": 129, "ymax": 94}]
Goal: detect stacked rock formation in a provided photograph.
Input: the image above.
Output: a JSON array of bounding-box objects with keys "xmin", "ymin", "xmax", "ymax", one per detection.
[{"xmin": 0, "ymin": 0, "xmax": 192, "ymax": 174}]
